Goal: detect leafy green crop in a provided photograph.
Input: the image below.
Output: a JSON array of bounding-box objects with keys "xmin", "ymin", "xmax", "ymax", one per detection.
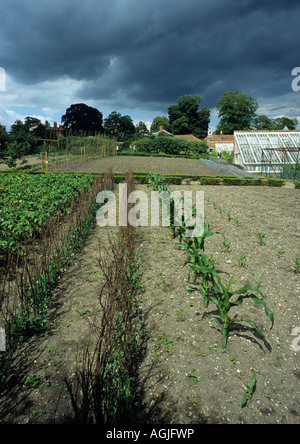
[{"xmin": 0, "ymin": 173, "xmax": 94, "ymax": 253}]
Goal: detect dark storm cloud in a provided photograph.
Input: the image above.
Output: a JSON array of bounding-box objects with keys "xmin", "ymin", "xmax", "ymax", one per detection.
[{"xmin": 1, "ymin": 0, "xmax": 300, "ymax": 115}]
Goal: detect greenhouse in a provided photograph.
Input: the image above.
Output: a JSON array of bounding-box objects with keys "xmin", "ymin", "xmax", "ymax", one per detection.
[{"xmin": 234, "ymin": 130, "xmax": 300, "ymax": 175}]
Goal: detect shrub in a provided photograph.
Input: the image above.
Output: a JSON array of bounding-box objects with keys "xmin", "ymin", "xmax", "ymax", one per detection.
[
  {"xmin": 282, "ymin": 163, "xmax": 300, "ymax": 181},
  {"xmin": 164, "ymin": 176, "xmax": 183, "ymax": 185},
  {"xmin": 241, "ymin": 177, "xmax": 263, "ymax": 186},
  {"xmin": 267, "ymin": 178, "xmax": 285, "ymax": 187},
  {"xmin": 200, "ymin": 177, "xmax": 221, "ymax": 185},
  {"xmin": 295, "ymin": 181, "xmax": 300, "ymax": 189},
  {"xmin": 118, "ymin": 151, "xmax": 209, "ymax": 160},
  {"xmin": 222, "ymin": 177, "xmax": 243, "ymax": 186},
  {"xmin": 135, "ymin": 136, "xmax": 208, "ymax": 157}
]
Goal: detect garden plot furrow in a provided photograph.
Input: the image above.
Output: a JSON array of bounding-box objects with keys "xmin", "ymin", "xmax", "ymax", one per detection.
[
  {"xmin": 1, "ymin": 175, "xmax": 299, "ymax": 424},
  {"xmin": 0, "ymin": 224, "xmax": 117, "ymax": 423},
  {"xmin": 0, "ymin": 185, "xmax": 120, "ymax": 423},
  {"xmin": 136, "ymin": 183, "xmax": 299, "ymax": 424},
  {"xmin": 0, "ymin": 171, "xmax": 143, "ymax": 424}
]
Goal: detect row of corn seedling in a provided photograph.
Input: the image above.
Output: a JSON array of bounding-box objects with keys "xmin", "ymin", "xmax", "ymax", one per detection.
[
  {"xmin": 147, "ymin": 174, "xmax": 275, "ymax": 407},
  {"xmin": 146, "ymin": 173, "xmax": 274, "ymax": 351}
]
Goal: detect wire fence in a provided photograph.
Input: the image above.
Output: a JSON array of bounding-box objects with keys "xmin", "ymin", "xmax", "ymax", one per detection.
[{"xmin": 39, "ymin": 135, "xmax": 117, "ymax": 172}]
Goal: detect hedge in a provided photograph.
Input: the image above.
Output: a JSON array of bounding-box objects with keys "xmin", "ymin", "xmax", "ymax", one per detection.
[
  {"xmin": 295, "ymin": 181, "xmax": 300, "ymax": 189},
  {"xmin": 267, "ymin": 178, "xmax": 285, "ymax": 187},
  {"xmin": 134, "ymin": 136, "xmax": 208, "ymax": 157},
  {"xmin": 118, "ymin": 151, "xmax": 209, "ymax": 160},
  {"xmin": 112, "ymin": 174, "xmax": 285, "ymax": 187},
  {"xmin": 222, "ymin": 177, "xmax": 265, "ymax": 186},
  {"xmin": 1, "ymin": 170, "xmax": 287, "ymax": 188}
]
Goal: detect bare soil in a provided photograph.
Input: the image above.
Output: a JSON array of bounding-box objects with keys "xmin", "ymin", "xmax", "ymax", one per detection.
[
  {"xmin": 47, "ymin": 155, "xmax": 224, "ymax": 176},
  {"xmin": 0, "ymin": 158, "xmax": 299, "ymax": 424},
  {"xmin": 0, "ymin": 156, "xmax": 41, "ymax": 171},
  {"xmin": 135, "ymin": 184, "xmax": 300, "ymax": 424}
]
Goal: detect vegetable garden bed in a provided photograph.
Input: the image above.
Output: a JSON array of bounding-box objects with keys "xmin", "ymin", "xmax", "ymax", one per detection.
[{"xmin": 0, "ymin": 170, "xmax": 299, "ymax": 424}]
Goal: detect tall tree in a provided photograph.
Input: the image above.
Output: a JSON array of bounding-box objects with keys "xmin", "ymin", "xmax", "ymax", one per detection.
[
  {"xmin": 61, "ymin": 103, "xmax": 103, "ymax": 135},
  {"xmin": 9, "ymin": 119, "xmax": 36, "ymax": 155},
  {"xmin": 272, "ymin": 116, "xmax": 298, "ymax": 130},
  {"xmin": 216, "ymin": 91, "xmax": 258, "ymax": 134},
  {"xmin": 251, "ymin": 114, "xmax": 298, "ymax": 131},
  {"xmin": 0, "ymin": 124, "xmax": 9, "ymax": 155},
  {"xmin": 171, "ymin": 115, "xmax": 189, "ymax": 134},
  {"xmin": 252, "ymin": 115, "xmax": 274, "ymax": 130},
  {"xmin": 135, "ymin": 121, "xmax": 149, "ymax": 138},
  {"xmin": 24, "ymin": 116, "xmax": 47, "ymax": 138},
  {"xmin": 168, "ymin": 94, "xmax": 210, "ymax": 138},
  {"xmin": 150, "ymin": 116, "xmax": 172, "ymax": 133},
  {"xmin": 191, "ymin": 107, "xmax": 211, "ymax": 139},
  {"xmin": 104, "ymin": 111, "xmax": 135, "ymax": 141}
]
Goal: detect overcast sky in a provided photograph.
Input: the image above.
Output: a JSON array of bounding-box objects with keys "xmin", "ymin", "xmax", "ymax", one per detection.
[{"xmin": 1, "ymin": 0, "xmax": 300, "ymax": 130}]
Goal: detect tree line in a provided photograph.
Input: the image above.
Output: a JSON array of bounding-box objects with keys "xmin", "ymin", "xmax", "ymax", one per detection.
[
  {"xmin": 0, "ymin": 91, "xmax": 298, "ymax": 167},
  {"xmin": 0, "ymin": 117, "xmax": 48, "ymax": 167},
  {"xmin": 60, "ymin": 92, "xmax": 298, "ymax": 139}
]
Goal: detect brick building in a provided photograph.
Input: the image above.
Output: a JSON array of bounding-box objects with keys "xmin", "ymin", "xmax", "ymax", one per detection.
[
  {"xmin": 205, "ymin": 132, "xmax": 234, "ymax": 154},
  {"xmin": 45, "ymin": 120, "xmax": 65, "ymax": 138}
]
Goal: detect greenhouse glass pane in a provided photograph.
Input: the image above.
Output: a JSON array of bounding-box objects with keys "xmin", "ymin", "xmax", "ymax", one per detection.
[
  {"xmin": 263, "ymin": 149, "xmax": 280, "ymax": 163},
  {"xmin": 257, "ymin": 134, "xmax": 273, "ymax": 149},
  {"xmin": 235, "ymin": 131, "xmax": 300, "ymax": 168},
  {"xmin": 288, "ymin": 150, "xmax": 298, "ymax": 162},
  {"xmin": 268, "ymin": 134, "xmax": 285, "ymax": 148},
  {"xmin": 247, "ymin": 135, "xmax": 262, "ymax": 162},
  {"xmin": 235, "ymin": 135, "xmax": 256, "ymax": 163},
  {"xmin": 280, "ymin": 134, "xmax": 295, "ymax": 148},
  {"xmin": 290, "ymin": 134, "xmax": 300, "ymax": 146}
]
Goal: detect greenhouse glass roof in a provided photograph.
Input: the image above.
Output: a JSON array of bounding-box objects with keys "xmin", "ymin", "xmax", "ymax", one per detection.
[{"xmin": 234, "ymin": 131, "xmax": 300, "ymax": 166}]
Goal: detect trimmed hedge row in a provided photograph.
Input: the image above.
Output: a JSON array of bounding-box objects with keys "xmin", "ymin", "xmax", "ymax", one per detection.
[
  {"xmin": 111, "ymin": 173, "xmax": 285, "ymax": 187},
  {"xmin": 295, "ymin": 181, "xmax": 300, "ymax": 189},
  {"xmin": 117, "ymin": 151, "xmax": 210, "ymax": 160},
  {"xmin": 0, "ymin": 170, "xmax": 286, "ymax": 187}
]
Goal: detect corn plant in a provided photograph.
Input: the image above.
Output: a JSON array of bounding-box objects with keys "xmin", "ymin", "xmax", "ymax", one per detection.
[
  {"xmin": 146, "ymin": 172, "xmax": 169, "ymax": 193},
  {"xmin": 169, "ymin": 194, "xmax": 184, "ymax": 239},
  {"xmin": 206, "ymin": 273, "xmax": 274, "ymax": 350},
  {"xmin": 241, "ymin": 370, "xmax": 257, "ymax": 408},
  {"xmin": 257, "ymin": 232, "xmax": 267, "ymax": 246},
  {"xmin": 237, "ymin": 254, "xmax": 248, "ymax": 268},
  {"xmin": 146, "ymin": 172, "xmax": 180, "ymax": 238},
  {"xmin": 295, "ymin": 258, "xmax": 300, "ymax": 274},
  {"xmin": 220, "ymin": 233, "xmax": 231, "ymax": 252},
  {"xmin": 187, "ymin": 251, "xmax": 216, "ymax": 308},
  {"xmin": 177, "ymin": 223, "xmax": 214, "ymax": 282},
  {"xmin": 277, "ymin": 247, "xmax": 285, "ymax": 259}
]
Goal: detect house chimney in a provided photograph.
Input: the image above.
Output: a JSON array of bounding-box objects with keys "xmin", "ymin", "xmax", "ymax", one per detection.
[
  {"xmin": 54, "ymin": 122, "xmax": 57, "ymax": 128},
  {"xmin": 159, "ymin": 125, "xmax": 163, "ymax": 133}
]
